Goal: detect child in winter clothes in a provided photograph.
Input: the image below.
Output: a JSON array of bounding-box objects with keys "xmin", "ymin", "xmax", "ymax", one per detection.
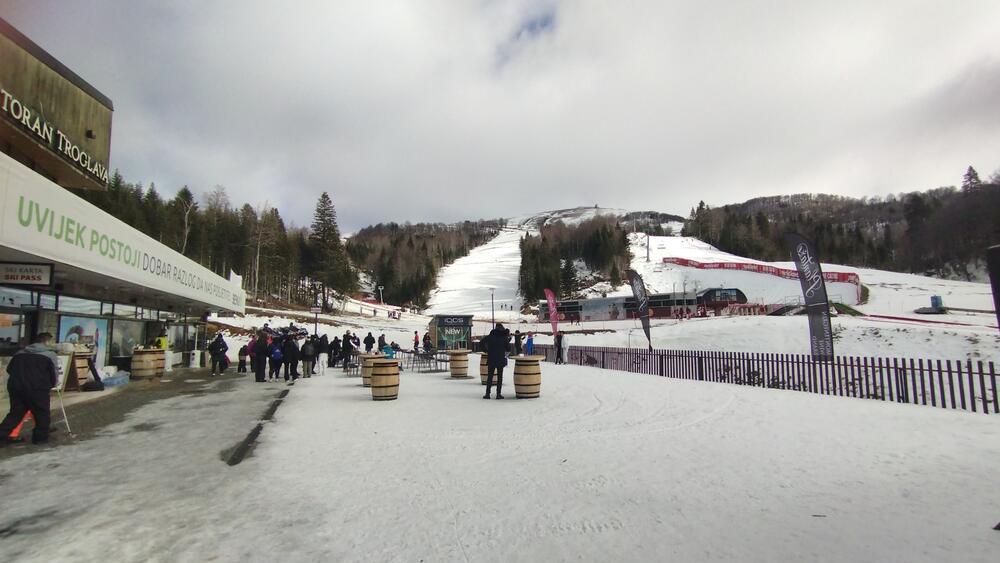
[{"xmin": 237, "ymin": 345, "xmax": 249, "ymax": 372}]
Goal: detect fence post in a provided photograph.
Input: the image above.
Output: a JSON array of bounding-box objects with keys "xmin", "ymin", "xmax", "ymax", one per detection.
[
  {"xmin": 659, "ymin": 353, "xmax": 664, "ymax": 377},
  {"xmin": 697, "ymin": 355, "xmax": 704, "ymax": 381}
]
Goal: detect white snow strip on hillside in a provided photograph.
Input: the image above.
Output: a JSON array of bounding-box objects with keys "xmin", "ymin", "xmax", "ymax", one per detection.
[
  {"xmin": 426, "ymin": 207, "xmax": 641, "ymax": 320},
  {"xmin": 620, "ymin": 234, "xmax": 997, "ymax": 317},
  {"xmin": 424, "ymin": 220, "xmax": 532, "ymax": 320},
  {"xmin": 616, "ymin": 234, "xmax": 861, "ymax": 305}
]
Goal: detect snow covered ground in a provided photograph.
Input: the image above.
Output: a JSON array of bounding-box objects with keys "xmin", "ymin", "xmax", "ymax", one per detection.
[{"xmin": 2, "ymin": 364, "xmax": 997, "ymax": 562}]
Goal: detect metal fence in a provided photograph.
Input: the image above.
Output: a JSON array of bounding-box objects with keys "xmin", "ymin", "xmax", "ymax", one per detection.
[{"xmin": 533, "ymin": 344, "xmax": 999, "ymax": 415}]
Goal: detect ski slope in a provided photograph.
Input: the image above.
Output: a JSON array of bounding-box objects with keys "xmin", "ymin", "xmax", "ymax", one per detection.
[
  {"xmin": 423, "ymin": 224, "xmax": 529, "ymax": 320},
  {"xmin": 424, "ymin": 207, "xmax": 631, "ymax": 320}
]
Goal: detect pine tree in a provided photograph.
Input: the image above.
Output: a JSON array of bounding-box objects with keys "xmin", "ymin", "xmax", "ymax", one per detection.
[
  {"xmin": 962, "ymin": 166, "xmax": 981, "ymax": 190},
  {"xmin": 309, "ymin": 192, "xmax": 354, "ymax": 306},
  {"xmin": 609, "ymin": 261, "xmax": 622, "ymax": 287},
  {"xmin": 559, "ymin": 259, "xmax": 578, "ymax": 298}
]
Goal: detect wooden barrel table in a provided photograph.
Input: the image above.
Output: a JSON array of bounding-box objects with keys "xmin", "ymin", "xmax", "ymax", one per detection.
[
  {"xmin": 513, "ymin": 355, "xmax": 543, "ymax": 399},
  {"xmin": 479, "ymin": 354, "xmax": 490, "ymax": 385},
  {"xmin": 447, "ymin": 349, "xmax": 471, "ymax": 378},
  {"xmin": 132, "ymin": 349, "xmax": 166, "ymax": 379},
  {"xmin": 360, "ymin": 353, "xmax": 384, "ymax": 387},
  {"xmin": 371, "ymin": 358, "xmax": 400, "ymax": 401}
]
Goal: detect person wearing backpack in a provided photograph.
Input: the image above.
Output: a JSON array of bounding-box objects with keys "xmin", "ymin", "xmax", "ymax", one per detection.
[
  {"xmin": 208, "ymin": 334, "xmax": 229, "ymax": 376},
  {"xmin": 268, "ymin": 339, "xmax": 283, "ymax": 381}
]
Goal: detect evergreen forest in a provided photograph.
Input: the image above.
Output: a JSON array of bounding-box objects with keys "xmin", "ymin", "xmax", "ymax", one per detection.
[
  {"xmin": 682, "ymin": 166, "xmax": 1000, "ymax": 280},
  {"xmin": 346, "ymin": 220, "xmax": 503, "ymax": 307},
  {"xmin": 518, "ymin": 216, "xmax": 632, "ymax": 301}
]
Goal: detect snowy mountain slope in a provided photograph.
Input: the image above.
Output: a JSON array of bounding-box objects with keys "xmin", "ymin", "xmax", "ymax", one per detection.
[
  {"xmin": 620, "ymin": 234, "xmax": 863, "ymax": 305},
  {"xmin": 425, "ymin": 206, "xmax": 635, "ymax": 319},
  {"xmin": 423, "ymin": 222, "xmax": 529, "ymax": 319},
  {"xmin": 536, "ymin": 206, "xmax": 629, "ymax": 227}
]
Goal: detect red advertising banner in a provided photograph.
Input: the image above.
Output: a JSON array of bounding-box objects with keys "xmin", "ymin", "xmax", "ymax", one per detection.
[{"xmin": 543, "ymin": 288, "xmax": 559, "ymax": 335}]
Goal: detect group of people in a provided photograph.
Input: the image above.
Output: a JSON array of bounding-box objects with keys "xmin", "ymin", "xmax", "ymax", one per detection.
[
  {"xmin": 225, "ymin": 324, "xmax": 414, "ymax": 382},
  {"xmin": 413, "ymin": 330, "xmax": 434, "ymax": 353},
  {"xmin": 240, "ymin": 324, "xmax": 325, "ymax": 382}
]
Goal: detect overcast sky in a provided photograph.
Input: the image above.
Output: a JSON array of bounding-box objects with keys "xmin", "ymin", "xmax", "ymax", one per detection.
[{"xmin": 3, "ymin": 1, "xmax": 999, "ymax": 231}]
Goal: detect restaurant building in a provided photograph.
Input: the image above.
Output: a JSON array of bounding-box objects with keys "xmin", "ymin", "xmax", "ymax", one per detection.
[{"xmin": 0, "ymin": 17, "xmax": 245, "ymax": 371}]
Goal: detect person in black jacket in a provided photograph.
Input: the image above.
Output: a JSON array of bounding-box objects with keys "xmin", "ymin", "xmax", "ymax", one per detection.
[
  {"xmin": 252, "ymin": 331, "xmax": 269, "ymax": 382},
  {"xmin": 514, "ymin": 330, "xmax": 523, "ymax": 356},
  {"xmin": 341, "ymin": 331, "xmax": 355, "ymax": 370},
  {"xmin": 318, "ymin": 334, "xmax": 329, "ymax": 371},
  {"xmin": 554, "ymin": 332, "xmax": 564, "ymax": 364},
  {"xmin": 282, "ymin": 336, "xmax": 300, "ymax": 381},
  {"xmin": 0, "ymin": 332, "xmax": 58, "ymax": 445},
  {"xmin": 377, "ymin": 334, "xmax": 387, "ymax": 351},
  {"xmin": 363, "ymin": 332, "xmax": 376, "ymax": 353},
  {"xmin": 329, "ymin": 336, "xmax": 341, "ymax": 368},
  {"xmin": 483, "ymin": 323, "xmax": 511, "ymax": 400},
  {"xmin": 208, "ymin": 334, "xmax": 229, "ymax": 376},
  {"xmin": 300, "ymin": 337, "xmax": 316, "ymax": 378}
]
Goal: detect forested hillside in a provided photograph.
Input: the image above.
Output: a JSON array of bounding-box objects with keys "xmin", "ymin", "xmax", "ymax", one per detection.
[
  {"xmin": 346, "ymin": 220, "xmax": 503, "ymax": 307},
  {"xmin": 72, "ymin": 171, "xmax": 355, "ymax": 307},
  {"xmin": 682, "ymin": 166, "xmax": 1000, "ymax": 280},
  {"xmin": 519, "ymin": 216, "xmax": 631, "ymax": 300}
]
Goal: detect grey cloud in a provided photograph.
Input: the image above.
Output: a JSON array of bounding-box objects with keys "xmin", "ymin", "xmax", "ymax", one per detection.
[{"xmin": 2, "ymin": 0, "xmax": 999, "ymax": 231}]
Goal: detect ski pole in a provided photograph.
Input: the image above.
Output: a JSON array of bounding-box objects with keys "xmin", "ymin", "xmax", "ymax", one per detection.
[{"xmin": 56, "ymin": 388, "xmax": 73, "ymax": 436}]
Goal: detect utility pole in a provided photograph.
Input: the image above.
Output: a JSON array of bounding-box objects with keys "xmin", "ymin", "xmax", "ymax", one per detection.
[
  {"xmin": 646, "ymin": 233, "xmax": 650, "ymax": 262},
  {"xmin": 490, "ymin": 287, "xmax": 495, "ymax": 325},
  {"xmin": 377, "ymin": 285, "xmax": 384, "ymax": 304}
]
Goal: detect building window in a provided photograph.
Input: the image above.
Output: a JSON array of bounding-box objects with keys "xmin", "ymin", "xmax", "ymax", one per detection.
[
  {"xmin": 109, "ymin": 320, "xmax": 144, "ymax": 358},
  {"xmin": 0, "ymin": 313, "xmax": 26, "ymax": 352},
  {"xmin": 113, "ymin": 304, "xmax": 136, "ymax": 318},
  {"xmin": 0, "ymin": 286, "xmax": 33, "ymax": 308},
  {"xmin": 37, "ymin": 293, "xmax": 56, "ymax": 309},
  {"xmin": 58, "ymin": 295, "xmax": 102, "ymax": 315}
]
